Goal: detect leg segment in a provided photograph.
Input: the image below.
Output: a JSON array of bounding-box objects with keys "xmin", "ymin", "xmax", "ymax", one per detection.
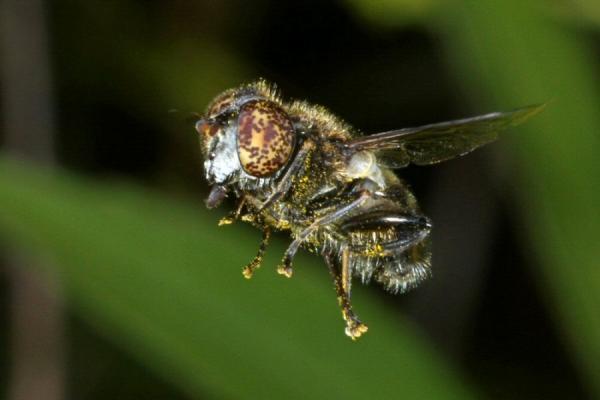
[
  {"xmin": 324, "ymin": 247, "xmax": 368, "ymax": 340},
  {"xmin": 242, "ymin": 226, "xmax": 271, "ymax": 279},
  {"xmin": 218, "ymin": 196, "xmax": 247, "ymax": 226},
  {"xmin": 277, "ymin": 193, "xmax": 369, "ymax": 277},
  {"xmin": 258, "ymin": 140, "xmax": 314, "ymax": 212}
]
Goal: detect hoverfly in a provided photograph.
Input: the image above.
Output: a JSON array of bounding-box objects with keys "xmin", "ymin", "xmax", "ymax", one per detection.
[{"xmin": 195, "ymin": 80, "xmax": 543, "ymax": 339}]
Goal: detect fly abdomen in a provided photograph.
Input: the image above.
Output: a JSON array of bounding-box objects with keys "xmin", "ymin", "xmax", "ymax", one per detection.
[{"xmin": 340, "ymin": 210, "xmax": 432, "ymax": 293}]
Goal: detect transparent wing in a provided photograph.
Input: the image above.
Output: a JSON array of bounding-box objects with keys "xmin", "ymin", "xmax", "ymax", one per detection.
[{"xmin": 345, "ymin": 104, "xmax": 545, "ymax": 168}]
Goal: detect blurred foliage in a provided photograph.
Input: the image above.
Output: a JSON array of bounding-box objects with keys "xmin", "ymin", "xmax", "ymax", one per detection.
[
  {"xmin": 437, "ymin": 1, "xmax": 600, "ymax": 395},
  {"xmin": 343, "ymin": 0, "xmax": 440, "ymax": 26},
  {"xmin": 0, "ymin": 156, "xmax": 476, "ymax": 399},
  {"xmin": 568, "ymin": 0, "xmax": 600, "ymax": 27}
]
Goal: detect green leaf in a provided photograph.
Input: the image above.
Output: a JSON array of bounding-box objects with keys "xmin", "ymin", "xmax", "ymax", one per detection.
[{"xmin": 0, "ymin": 156, "xmax": 477, "ymax": 399}]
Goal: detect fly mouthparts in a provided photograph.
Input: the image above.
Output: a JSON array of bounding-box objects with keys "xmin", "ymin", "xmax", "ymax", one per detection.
[{"xmin": 205, "ymin": 185, "xmax": 228, "ymax": 209}]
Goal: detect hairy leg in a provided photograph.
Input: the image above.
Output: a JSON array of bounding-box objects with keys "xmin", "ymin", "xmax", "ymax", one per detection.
[
  {"xmin": 277, "ymin": 192, "xmax": 369, "ymax": 277},
  {"xmin": 242, "ymin": 227, "xmax": 271, "ymax": 279},
  {"xmin": 218, "ymin": 196, "xmax": 247, "ymax": 226},
  {"xmin": 257, "ymin": 140, "xmax": 314, "ymax": 212},
  {"xmin": 324, "ymin": 247, "xmax": 368, "ymax": 339}
]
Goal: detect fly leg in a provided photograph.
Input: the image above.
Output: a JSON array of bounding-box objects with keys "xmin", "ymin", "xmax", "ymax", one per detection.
[
  {"xmin": 218, "ymin": 197, "xmax": 247, "ymax": 226},
  {"xmin": 325, "ymin": 247, "xmax": 368, "ymax": 340},
  {"xmin": 217, "ymin": 196, "xmax": 271, "ymax": 278},
  {"xmin": 242, "ymin": 227, "xmax": 271, "ymax": 279},
  {"xmin": 277, "ymin": 192, "xmax": 369, "ymax": 277},
  {"xmin": 257, "ymin": 140, "xmax": 314, "ymax": 212}
]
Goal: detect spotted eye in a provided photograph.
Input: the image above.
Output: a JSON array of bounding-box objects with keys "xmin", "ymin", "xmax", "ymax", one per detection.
[{"xmin": 237, "ymin": 100, "xmax": 295, "ymax": 177}]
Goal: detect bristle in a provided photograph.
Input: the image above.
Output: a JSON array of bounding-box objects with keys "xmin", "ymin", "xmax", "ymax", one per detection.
[
  {"xmin": 286, "ymin": 100, "xmax": 354, "ymax": 140},
  {"xmin": 339, "ymin": 228, "xmax": 432, "ymax": 293},
  {"xmin": 246, "ymin": 79, "xmax": 282, "ymax": 104},
  {"xmin": 205, "ymin": 79, "xmax": 283, "ymax": 116}
]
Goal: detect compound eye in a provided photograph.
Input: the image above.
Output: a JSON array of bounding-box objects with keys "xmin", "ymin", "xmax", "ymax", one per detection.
[{"xmin": 237, "ymin": 100, "xmax": 295, "ymax": 177}]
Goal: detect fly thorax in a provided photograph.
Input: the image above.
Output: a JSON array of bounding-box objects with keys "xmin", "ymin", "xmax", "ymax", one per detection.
[{"xmin": 344, "ymin": 151, "xmax": 386, "ymax": 189}]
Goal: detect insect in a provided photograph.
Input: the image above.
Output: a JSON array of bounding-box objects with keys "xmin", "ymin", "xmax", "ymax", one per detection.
[{"xmin": 195, "ymin": 80, "xmax": 544, "ymax": 339}]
